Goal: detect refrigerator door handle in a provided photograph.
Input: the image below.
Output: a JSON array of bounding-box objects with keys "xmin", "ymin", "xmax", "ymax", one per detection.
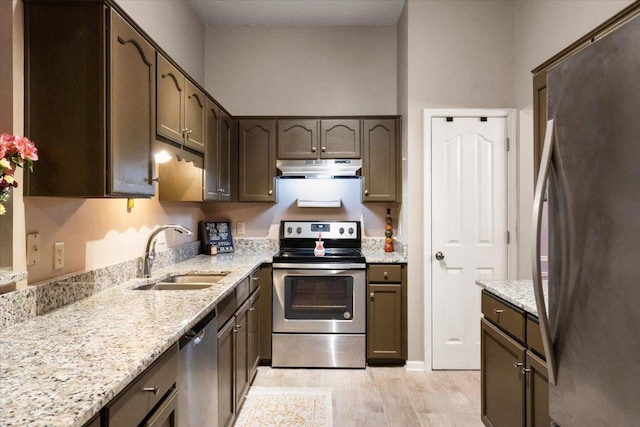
[{"xmin": 532, "ymin": 119, "xmax": 557, "ymax": 385}]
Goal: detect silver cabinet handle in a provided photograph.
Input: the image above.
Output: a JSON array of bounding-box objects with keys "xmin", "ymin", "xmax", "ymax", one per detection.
[
  {"xmin": 532, "ymin": 118, "xmax": 557, "ymax": 385},
  {"xmin": 514, "ymin": 362, "xmax": 524, "ymax": 369},
  {"xmin": 249, "ymin": 307, "xmax": 256, "ymax": 311},
  {"xmin": 383, "ymin": 272, "xmax": 388, "ymax": 279},
  {"xmin": 143, "ymin": 385, "xmax": 159, "ymax": 395}
]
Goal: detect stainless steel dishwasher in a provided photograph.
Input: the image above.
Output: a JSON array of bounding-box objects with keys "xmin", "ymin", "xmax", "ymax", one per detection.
[{"xmin": 178, "ymin": 308, "xmax": 218, "ymax": 427}]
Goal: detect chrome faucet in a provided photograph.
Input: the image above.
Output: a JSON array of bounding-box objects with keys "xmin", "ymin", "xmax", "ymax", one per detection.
[{"xmin": 143, "ymin": 224, "xmax": 193, "ymax": 277}]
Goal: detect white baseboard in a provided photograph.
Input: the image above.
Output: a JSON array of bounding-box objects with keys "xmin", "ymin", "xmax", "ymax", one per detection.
[{"xmin": 405, "ymin": 361, "xmax": 427, "ymax": 372}]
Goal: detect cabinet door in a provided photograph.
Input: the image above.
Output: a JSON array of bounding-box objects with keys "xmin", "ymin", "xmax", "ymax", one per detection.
[
  {"xmin": 234, "ymin": 300, "xmax": 251, "ymax": 412},
  {"xmin": 258, "ymin": 265, "xmax": 273, "ymax": 362},
  {"xmin": 481, "ymin": 318, "xmax": 526, "ymax": 427},
  {"xmin": 362, "ymin": 119, "xmax": 398, "ymax": 202},
  {"xmin": 248, "ymin": 289, "xmax": 261, "ymax": 383},
  {"xmin": 184, "ymin": 80, "xmax": 205, "ymax": 152},
  {"xmin": 525, "ymin": 350, "xmax": 551, "ymax": 427},
  {"xmin": 110, "ymin": 11, "xmax": 156, "ymax": 196},
  {"xmin": 277, "ymin": 119, "xmax": 318, "ymax": 159},
  {"xmin": 239, "ymin": 120, "xmax": 276, "ymax": 202},
  {"xmin": 217, "ymin": 318, "xmax": 235, "ymax": 427},
  {"xmin": 218, "ymin": 112, "xmax": 235, "ymax": 201},
  {"xmin": 143, "ymin": 388, "xmax": 178, "ymax": 427},
  {"xmin": 367, "ymin": 283, "xmax": 403, "ymax": 360},
  {"xmin": 320, "ymin": 119, "xmax": 361, "ymax": 158},
  {"xmin": 204, "ymin": 98, "xmax": 220, "ymax": 200},
  {"xmin": 157, "ymin": 55, "xmax": 185, "ymax": 144}
]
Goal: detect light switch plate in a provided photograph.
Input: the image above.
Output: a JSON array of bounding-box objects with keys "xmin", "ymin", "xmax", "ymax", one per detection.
[
  {"xmin": 26, "ymin": 233, "xmax": 41, "ymax": 265},
  {"xmin": 236, "ymin": 222, "xmax": 246, "ymax": 236},
  {"xmin": 54, "ymin": 242, "xmax": 64, "ymax": 270}
]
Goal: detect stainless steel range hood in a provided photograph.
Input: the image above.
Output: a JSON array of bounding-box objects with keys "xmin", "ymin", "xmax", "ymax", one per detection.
[{"xmin": 276, "ymin": 159, "xmax": 362, "ymax": 178}]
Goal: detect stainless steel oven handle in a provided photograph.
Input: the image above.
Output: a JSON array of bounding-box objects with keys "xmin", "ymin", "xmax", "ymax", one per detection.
[
  {"xmin": 272, "ymin": 262, "xmax": 366, "ymax": 270},
  {"xmin": 532, "ymin": 118, "xmax": 556, "ymax": 385}
]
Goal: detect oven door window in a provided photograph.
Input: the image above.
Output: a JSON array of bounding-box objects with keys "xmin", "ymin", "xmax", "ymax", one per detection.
[{"xmin": 284, "ymin": 275, "xmax": 354, "ymax": 321}]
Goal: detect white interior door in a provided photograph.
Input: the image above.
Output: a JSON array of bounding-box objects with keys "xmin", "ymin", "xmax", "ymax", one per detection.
[{"xmin": 431, "ymin": 116, "xmax": 508, "ymax": 370}]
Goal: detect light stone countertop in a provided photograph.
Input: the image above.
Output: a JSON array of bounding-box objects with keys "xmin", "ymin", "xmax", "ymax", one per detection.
[
  {"xmin": 0, "ymin": 269, "xmax": 27, "ymax": 286},
  {"xmin": 0, "ymin": 247, "xmax": 407, "ymax": 426},
  {"xmin": 475, "ymin": 279, "xmax": 549, "ymax": 317},
  {"xmin": 0, "ymin": 253, "xmax": 270, "ymax": 427}
]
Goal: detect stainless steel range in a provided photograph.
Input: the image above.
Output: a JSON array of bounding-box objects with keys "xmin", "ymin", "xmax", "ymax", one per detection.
[{"xmin": 272, "ymin": 220, "xmax": 366, "ymax": 368}]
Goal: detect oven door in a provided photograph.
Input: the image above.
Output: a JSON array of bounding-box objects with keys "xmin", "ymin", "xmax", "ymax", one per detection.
[{"xmin": 272, "ymin": 267, "xmax": 366, "ymax": 334}]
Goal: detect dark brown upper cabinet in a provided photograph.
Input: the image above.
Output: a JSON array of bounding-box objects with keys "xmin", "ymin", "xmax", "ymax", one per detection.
[
  {"xmin": 239, "ymin": 120, "xmax": 276, "ymax": 202},
  {"xmin": 24, "ymin": 1, "xmax": 156, "ymax": 197},
  {"xmin": 362, "ymin": 119, "xmax": 400, "ymax": 202},
  {"xmin": 204, "ymin": 99, "xmax": 236, "ymax": 201},
  {"xmin": 320, "ymin": 119, "xmax": 361, "ymax": 158},
  {"xmin": 157, "ymin": 55, "xmax": 205, "ymax": 153},
  {"xmin": 277, "ymin": 119, "xmax": 360, "ymax": 159},
  {"xmin": 277, "ymin": 120, "xmax": 319, "ymax": 159}
]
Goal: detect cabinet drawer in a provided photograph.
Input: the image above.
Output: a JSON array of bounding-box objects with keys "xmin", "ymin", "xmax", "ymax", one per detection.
[
  {"xmin": 217, "ymin": 291, "xmax": 237, "ymax": 330},
  {"xmin": 526, "ymin": 316, "xmax": 545, "ymax": 359},
  {"xmin": 481, "ymin": 291, "xmax": 525, "ymax": 342},
  {"xmin": 236, "ymin": 277, "xmax": 250, "ymax": 306},
  {"xmin": 368, "ymin": 265, "xmax": 402, "ymax": 282},
  {"xmin": 107, "ymin": 344, "xmax": 177, "ymax": 427}
]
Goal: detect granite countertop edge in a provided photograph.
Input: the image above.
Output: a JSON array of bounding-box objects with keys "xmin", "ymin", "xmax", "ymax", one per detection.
[{"xmin": 475, "ymin": 279, "xmax": 548, "ymax": 317}]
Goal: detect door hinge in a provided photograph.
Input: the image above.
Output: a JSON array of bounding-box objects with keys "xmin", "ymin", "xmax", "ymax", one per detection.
[
  {"xmin": 506, "ymin": 138, "xmax": 510, "ymax": 152},
  {"xmin": 507, "ymin": 231, "xmax": 511, "ymax": 244}
]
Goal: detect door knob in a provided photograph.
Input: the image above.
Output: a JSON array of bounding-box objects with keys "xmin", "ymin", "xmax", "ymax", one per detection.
[{"xmin": 435, "ymin": 252, "xmax": 445, "ymax": 261}]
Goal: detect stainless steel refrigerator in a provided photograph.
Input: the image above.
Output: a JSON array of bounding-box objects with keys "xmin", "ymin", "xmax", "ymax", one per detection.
[{"xmin": 532, "ymin": 12, "xmax": 640, "ymax": 427}]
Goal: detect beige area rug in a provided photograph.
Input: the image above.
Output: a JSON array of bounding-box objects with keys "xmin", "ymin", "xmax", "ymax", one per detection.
[{"xmin": 235, "ymin": 386, "xmax": 333, "ymax": 427}]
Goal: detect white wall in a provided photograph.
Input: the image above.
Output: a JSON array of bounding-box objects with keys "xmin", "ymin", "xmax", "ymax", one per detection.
[
  {"xmin": 116, "ymin": 0, "xmax": 206, "ymax": 85},
  {"xmin": 204, "ymin": 25, "xmax": 397, "ymax": 116}
]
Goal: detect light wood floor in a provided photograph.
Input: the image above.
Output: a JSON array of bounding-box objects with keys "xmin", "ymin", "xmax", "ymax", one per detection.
[{"xmin": 249, "ymin": 366, "xmax": 483, "ymax": 427}]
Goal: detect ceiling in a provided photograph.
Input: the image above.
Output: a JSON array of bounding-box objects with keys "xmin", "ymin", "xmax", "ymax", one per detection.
[{"xmin": 188, "ymin": 0, "xmax": 406, "ymax": 26}]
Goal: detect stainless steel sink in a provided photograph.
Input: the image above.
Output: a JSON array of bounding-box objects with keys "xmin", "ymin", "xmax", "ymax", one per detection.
[
  {"xmin": 134, "ymin": 283, "xmax": 214, "ymax": 290},
  {"xmin": 160, "ymin": 273, "xmax": 229, "ymax": 284},
  {"xmin": 133, "ymin": 272, "xmax": 230, "ymax": 290}
]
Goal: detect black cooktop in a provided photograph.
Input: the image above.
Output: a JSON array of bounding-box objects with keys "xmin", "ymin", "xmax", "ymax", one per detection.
[{"xmin": 273, "ymin": 248, "xmax": 365, "ymax": 263}]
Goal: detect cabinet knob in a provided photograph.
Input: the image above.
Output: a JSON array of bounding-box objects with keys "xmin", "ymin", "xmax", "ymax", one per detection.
[
  {"xmin": 321, "ymin": 146, "xmax": 326, "ymax": 152},
  {"xmin": 249, "ymin": 307, "xmax": 256, "ymax": 312},
  {"xmin": 384, "ymin": 272, "xmax": 389, "ymax": 279},
  {"xmin": 514, "ymin": 362, "xmax": 524, "ymax": 369},
  {"xmin": 522, "ymin": 368, "xmax": 532, "ymax": 375},
  {"xmin": 364, "ymin": 190, "xmax": 369, "ymax": 196},
  {"xmin": 370, "ymin": 292, "xmax": 375, "ymax": 300},
  {"xmin": 312, "ymin": 147, "xmax": 316, "ymax": 152},
  {"xmin": 232, "ymin": 328, "xmax": 238, "ymax": 334},
  {"xmin": 142, "ymin": 385, "xmax": 159, "ymax": 395},
  {"xmin": 268, "ymin": 190, "xmax": 273, "ymax": 195}
]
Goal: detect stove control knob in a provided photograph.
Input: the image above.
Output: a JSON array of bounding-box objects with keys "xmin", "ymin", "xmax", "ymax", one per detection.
[
  {"xmin": 287, "ymin": 227, "xmax": 292, "ymax": 235},
  {"xmin": 339, "ymin": 227, "xmax": 345, "ymax": 235},
  {"xmin": 296, "ymin": 227, "xmax": 302, "ymax": 235},
  {"xmin": 348, "ymin": 227, "xmax": 354, "ymax": 235}
]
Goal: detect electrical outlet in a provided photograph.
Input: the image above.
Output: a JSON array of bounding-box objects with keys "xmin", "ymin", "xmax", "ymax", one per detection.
[
  {"xmin": 236, "ymin": 222, "xmax": 246, "ymax": 236},
  {"xmin": 54, "ymin": 242, "xmax": 64, "ymax": 270},
  {"xmin": 26, "ymin": 233, "xmax": 41, "ymax": 265}
]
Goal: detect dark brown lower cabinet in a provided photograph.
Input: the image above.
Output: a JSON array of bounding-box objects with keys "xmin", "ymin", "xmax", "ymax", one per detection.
[
  {"xmin": 481, "ymin": 318, "xmax": 526, "ymax": 427},
  {"xmin": 234, "ymin": 300, "xmax": 251, "ymax": 413},
  {"xmin": 217, "ymin": 317, "xmax": 235, "ymax": 427},
  {"xmin": 366, "ymin": 264, "xmax": 407, "ymax": 363},
  {"xmin": 367, "ymin": 284, "xmax": 403, "ymax": 360},
  {"xmin": 525, "ymin": 350, "xmax": 550, "ymax": 427},
  {"xmin": 248, "ymin": 289, "xmax": 261, "ymax": 382},
  {"xmin": 217, "ymin": 286, "xmax": 258, "ymax": 427},
  {"xmin": 481, "ymin": 295, "xmax": 551, "ymax": 427}
]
